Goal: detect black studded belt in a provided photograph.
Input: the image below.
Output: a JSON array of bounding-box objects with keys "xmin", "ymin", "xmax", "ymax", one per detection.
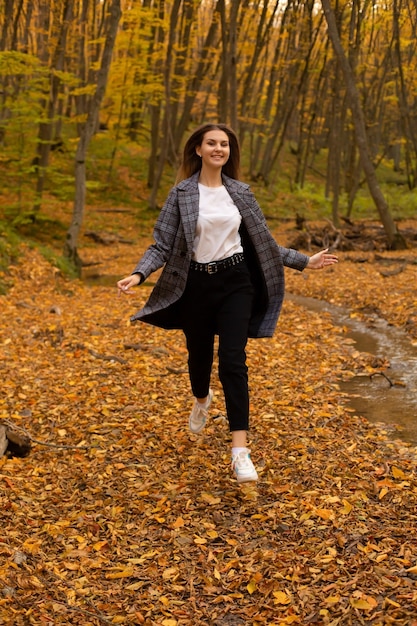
[{"xmin": 190, "ymin": 253, "xmax": 245, "ymax": 274}]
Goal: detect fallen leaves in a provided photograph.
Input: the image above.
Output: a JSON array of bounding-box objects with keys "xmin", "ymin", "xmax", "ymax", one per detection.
[
  {"xmin": 350, "ymin": 590, "xmax": 378, "ymax": 610},
  {"xmin": 273, "ymin": 590, "xmax": 292, "ymax": 605},
  {"xmin": 0, "ymin": 240, "xmax": 417, "ymax": 625}
]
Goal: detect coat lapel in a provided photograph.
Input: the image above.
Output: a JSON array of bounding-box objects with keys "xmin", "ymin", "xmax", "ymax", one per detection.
[
  {"xmin": 222, "ymin": 175, "xmax": 254, "ymax": 225},
  {"xmin": 175, "ymin": 172, "xmax": 254, "ymax": 252},
  {"xmin": 177, "ymin": 173, "xmax": 200, "ymax": 252}
]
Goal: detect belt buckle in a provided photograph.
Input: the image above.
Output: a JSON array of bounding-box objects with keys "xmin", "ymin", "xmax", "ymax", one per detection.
[{"xmin": 207, "ymin": 262, "xmax": 217, "ymax": 274}]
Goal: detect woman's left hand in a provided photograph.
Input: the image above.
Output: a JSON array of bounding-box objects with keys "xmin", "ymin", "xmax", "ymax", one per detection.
[{"xmin": 307, "ymin": 248, "xmax": 338, "ymax": 270}]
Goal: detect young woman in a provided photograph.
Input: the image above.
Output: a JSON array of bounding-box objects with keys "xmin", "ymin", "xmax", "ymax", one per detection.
[{"xmin": 117, "ymin": 123, "xmax": 338, "ymax": 484}]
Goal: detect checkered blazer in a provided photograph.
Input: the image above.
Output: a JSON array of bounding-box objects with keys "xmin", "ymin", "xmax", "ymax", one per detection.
[{"xmin": 130, "ymin": 172, "xmax": 309, "ymax": 338}]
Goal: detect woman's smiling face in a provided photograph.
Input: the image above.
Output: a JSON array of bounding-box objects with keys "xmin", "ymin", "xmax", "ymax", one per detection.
[{"xmin": 197, "ymin": 129, "xmax": 230, "ymax": 170}]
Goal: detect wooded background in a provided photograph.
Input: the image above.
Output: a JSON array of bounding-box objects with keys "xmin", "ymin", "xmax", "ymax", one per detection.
[{"xmin": 1, "ymin": 0, "xmax": 416, "ymax": 260}]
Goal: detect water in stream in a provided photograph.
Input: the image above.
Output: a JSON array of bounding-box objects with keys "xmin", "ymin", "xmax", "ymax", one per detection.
[{"xmin": 287, "ymin": 293, "xmax": 417, "ymax": 444}]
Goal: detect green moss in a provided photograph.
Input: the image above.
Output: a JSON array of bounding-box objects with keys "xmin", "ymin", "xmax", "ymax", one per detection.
[
  {"xmin": 0, "ymin": 221, "xmax": 21, "ymax": 294},
  {"xmin": 37, "ymin": 246, "xmax": 79, "ymax": 279}
]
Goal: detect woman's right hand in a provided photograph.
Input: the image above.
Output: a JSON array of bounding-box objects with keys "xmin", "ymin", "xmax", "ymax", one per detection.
[{"xmin": 117, "ymin": 273, "xmax": 141, "ymax": 296}]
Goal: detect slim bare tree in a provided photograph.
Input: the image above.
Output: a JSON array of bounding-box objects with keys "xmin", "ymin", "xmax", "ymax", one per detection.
[
  {"xmin": 64, "ymin": 0, "xmax": 122, "ymax": 270},
  {"xmin": 32, "ymin": 0, "xmax": 74, "ymax": 216},
  {"xmin": 321, "ymin": 0, "xmax": 406, "ymax": 249}
]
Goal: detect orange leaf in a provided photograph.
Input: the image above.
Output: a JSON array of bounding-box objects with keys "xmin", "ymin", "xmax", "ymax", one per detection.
[
  {"xmin": 315, "ymin": 508, "xmax": 334, "ymax": 520},
  {"xmin": 172, "ymin": 517, "xmax": 185, "ymax": 528},
  {"xmin": 105, "ymin": 567, "xmax": 134, "ymax": 579}
]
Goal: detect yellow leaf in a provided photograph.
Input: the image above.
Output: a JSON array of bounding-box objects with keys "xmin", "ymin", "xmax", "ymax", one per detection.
[
  {"xmin": 111, "ymin": 617, "xmax": 126, "ymax": 624},
  {"xmin": 161, "ymin": 620, "xmax": 177, "ymax": 626},
  {"xmin": 74, "ymin": 535, "xmax": 87, "ymax": 544},
  {"xmin": 29, "ymin": 576, "xmax": 44, "ymax": 589},
  {"xmin": 201, "ymin": 492, "xmax": 221, "ymax": 505},
  {"xmin": 340, "ymin": 499, "xmax": 353, "ymax": 515},
  {"xmin": 350, "ymin": 594, "xmax": 377, "ymax": 610},
  {"xmin": 326, "ymin": 495, "xmax": 340, "ymax": 504},
  {"xmin": 194, "ymin": 536, "xmax": 207, "ymax": 544},
  {"xmin": 93, "ymin": 540, "xmax": 108, "ymax": 551},
  {"xmin": 214, "ymin": 568, "xmax": 221, "ymax": 580},
  {"xmin": 273, "ymin": 591, "xmax": 291, "ymax": 605},
  {"xmin": 128, "ymin": 550, "xmax": 158, "ymax": 564},
  {"xmin": 392, "ymin": 466, "xmax": 406, "ymax": 479},
  {"xmin": 325, "ymin": 595, "xmax": 340, "ymax": 604},
  {"xmin": 162, "ymin": 567, "xmax": 178, "ymax": 580},
  {"xmin": 379, "ymin": 487, "xmax": 389, "ymax": 500},
  {"xmin": 126, "ymin": 582, "xmax": 144, "ymax": 591},
  {"xmin": 247, "ymin": 579, "xmax": 257, "ymax": 594},
  {"xmin": 106, "ymin": 567, "xmax": 134, "ymax": 580},
  {"xmin": 159, "ymin": 595, "xmax": 170, "ymax": 606},
  {"xmin": 66, "ymin": 589, "xmax": 76, "ymax": 604},
  {"xmin": 63, "ymin": 561, "xmax": 79, "ymax": 571},
  {"xmin": 352, "ymin": 599, "xmax": 373, "ymax": 609},
  {"xmin": 207, "ymin": 530, "xmax": 218, "ymax": 539},
  {"xmin": 240, "ymin": 481, "xmax": 258, "ymax": 500},
  {"xmin": 22, "ymin": 539, "xmax": 42, "ymax": 554},
  {"xmin": 406, "ymin": 564, "xmax": 417, "ymax": 574}
]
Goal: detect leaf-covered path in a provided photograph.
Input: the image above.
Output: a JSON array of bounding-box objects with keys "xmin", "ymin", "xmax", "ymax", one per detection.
[{"xmin": 1, "ymin": 230, "xmax": 417, "ymax": 625}]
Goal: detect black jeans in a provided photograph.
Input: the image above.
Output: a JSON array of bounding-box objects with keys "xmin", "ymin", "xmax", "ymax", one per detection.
[{"xmin": 181, "ymin": 262, "xmax": 254, "ymax": 431}]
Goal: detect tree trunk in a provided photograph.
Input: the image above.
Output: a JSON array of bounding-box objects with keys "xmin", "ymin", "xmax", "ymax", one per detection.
[
  {"xmin": 33, "ymin": 0, "xmax": 73, "ymax": 216},
  {"xmin": 148, "ymin": 0, "xmax": 181, "ymax": 210},
  {"xmin": 173, "ymin": 11, "xmax": 220, "ymax": 154},
  {"xmin": 228, "ymin": 0, "xmax": 239, "ymax": 130},
  {"xmin": 146, "ymin": 0, "xmax": 165, "ymax": 192},
  {"xmin": 393, "ymin": 0, "xmax": 417, "ymax": 188},
  {"xmin": 321, "ymin": 0, "xmax": 406, "ymax": 249},
  {"xmin": 64, "ymin": 0, "xmax": 122, "ymax": 272}
]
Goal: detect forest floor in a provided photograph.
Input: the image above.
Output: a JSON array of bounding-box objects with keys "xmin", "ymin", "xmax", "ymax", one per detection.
[{"xmin": 1, "ymin": 211, "xmax": 417, "ymax": 625}]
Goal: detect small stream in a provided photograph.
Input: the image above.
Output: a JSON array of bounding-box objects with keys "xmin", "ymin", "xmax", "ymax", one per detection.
[
  {"xmin": 84, "ymin": 272, "xmax": 417, "ymax": 444},
  {"xmin": 287, "ymin": 293, "xmax": 417, "ymax": 444}
]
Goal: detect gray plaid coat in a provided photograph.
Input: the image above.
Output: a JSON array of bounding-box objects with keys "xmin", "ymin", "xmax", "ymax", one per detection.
[{"xmin": 130, "ymin": 172, "xmax": 309, "ymax": 338}]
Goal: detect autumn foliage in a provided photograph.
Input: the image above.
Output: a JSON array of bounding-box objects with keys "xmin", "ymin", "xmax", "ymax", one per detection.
[
  {"xmin": 2, "ymin": 0, "xmax": 417, "ymax": 224},
  {"xmin": 1, "ymin": 219, "xmax": 417, "ymax": 624}
]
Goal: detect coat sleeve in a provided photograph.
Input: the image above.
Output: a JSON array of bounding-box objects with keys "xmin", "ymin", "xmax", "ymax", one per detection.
[
  {"xmin": 278, "ymin": 245, "xmax": 309, "ymax": 271},
  {"xmin": 131, "ymin": 187, "xmax": 181, "ymax": 280}
]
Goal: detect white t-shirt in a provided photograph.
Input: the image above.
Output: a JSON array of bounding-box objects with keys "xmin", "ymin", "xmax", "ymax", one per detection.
[{"xmin": 193, "ymin": 183, "xmax": 244, "ymax": 263}]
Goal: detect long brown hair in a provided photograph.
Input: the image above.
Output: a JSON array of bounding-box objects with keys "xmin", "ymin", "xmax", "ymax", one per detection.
[{"xmin": 176, "ymin": 123, "xmax": 241, "ymax": 182}]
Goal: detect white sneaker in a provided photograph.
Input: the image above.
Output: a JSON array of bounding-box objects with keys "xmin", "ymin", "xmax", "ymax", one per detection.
[
  {"xmin": 231, "ymin": 449, "xmax": 258, "ymax": 483},
  {"xmin": 189, "ymin": 389, "xmax": 213, "ymax": 434}
]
